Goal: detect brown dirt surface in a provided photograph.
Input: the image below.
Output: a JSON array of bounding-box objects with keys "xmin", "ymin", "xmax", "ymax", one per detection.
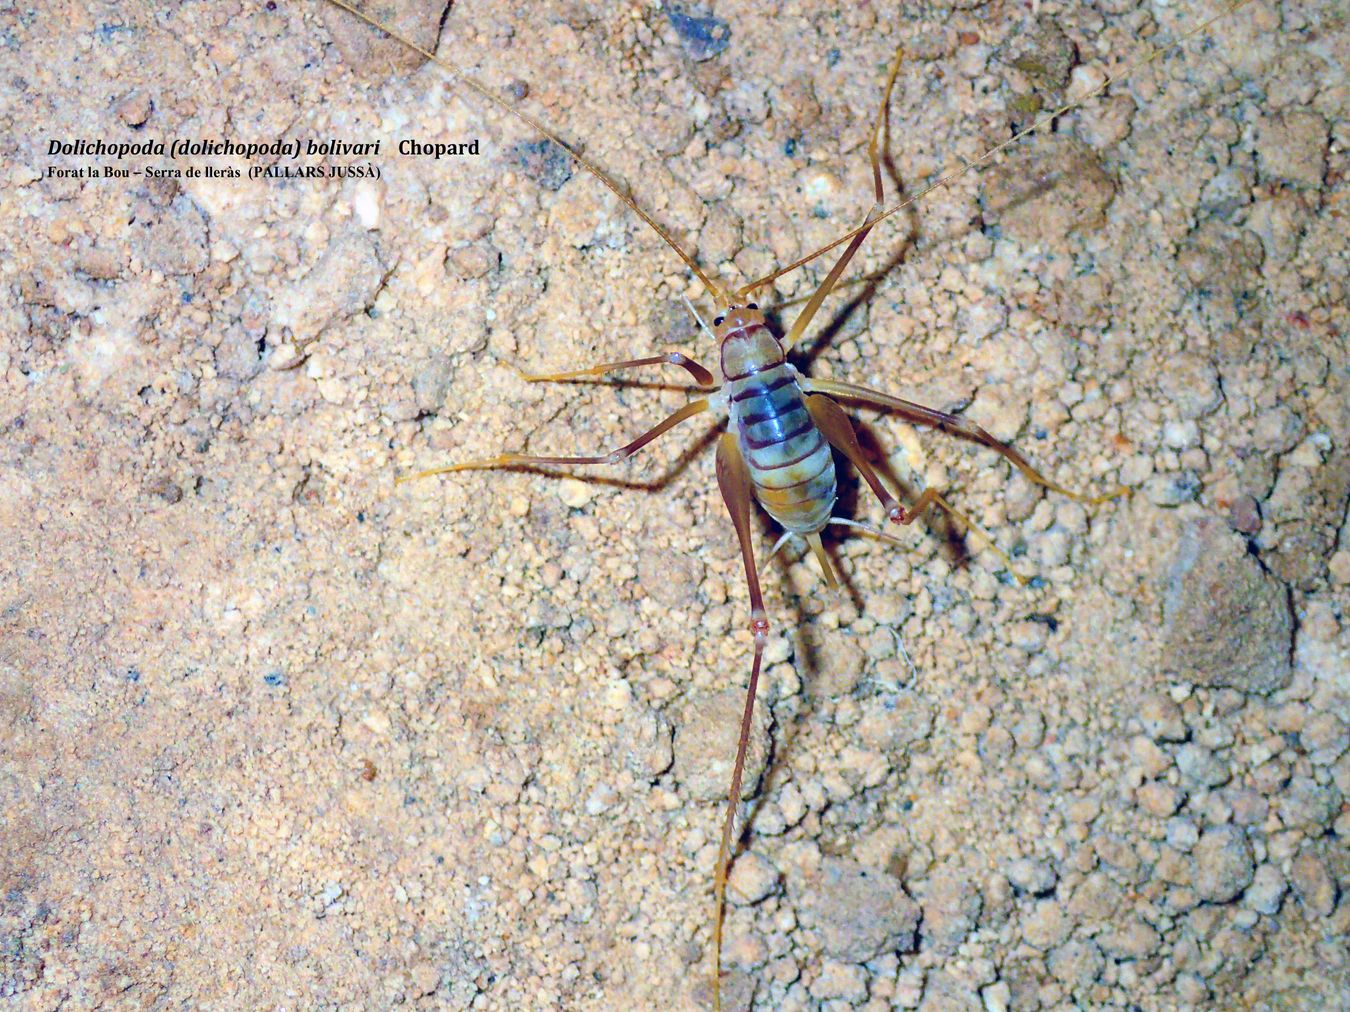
[{"xmin": 3, "ymin": 1, "xmax": 1347, "ymax": 1009}]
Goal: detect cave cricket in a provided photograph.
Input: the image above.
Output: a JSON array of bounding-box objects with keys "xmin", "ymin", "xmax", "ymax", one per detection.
[{"xmin": 317, "ymin": 1, "xmax": 1254, "ymax": 1006}]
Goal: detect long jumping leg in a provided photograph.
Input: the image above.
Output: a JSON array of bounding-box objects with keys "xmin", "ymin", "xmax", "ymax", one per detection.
[
  {"xmin": 397, "ymin": 398, "xmax": 711, "ymax": 483},
  {"xmin": 806, "ymin": 392, "xmax": 1027, "ymax": 581},
  {"xmin": 711, "ymin": 433, "xmax": 770, "ymax": 1012},
  {"xmin": 805, "ymin": 393, "xmax": 903, "ymax": 521},
  {"xmin": 803, "ymin": 377, "xmax": 1127, "ymax": 504}
]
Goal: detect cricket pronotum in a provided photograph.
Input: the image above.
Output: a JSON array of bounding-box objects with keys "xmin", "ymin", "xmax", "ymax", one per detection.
[{"xmin": 316, "ymin": 1, "xmax": 1256, "ymax": 1006}]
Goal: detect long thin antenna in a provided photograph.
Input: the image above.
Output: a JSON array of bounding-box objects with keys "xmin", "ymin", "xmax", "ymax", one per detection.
[
  {"xmin": 318, "ymin": 0, "xmax": 730, "ymax": 306},
  {"xmin": 734, "ymin": 0, "xmax": 1257, "ymax": 299}
]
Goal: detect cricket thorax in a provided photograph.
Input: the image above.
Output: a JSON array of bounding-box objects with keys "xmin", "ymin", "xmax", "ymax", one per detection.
[{"xmin": 715, "ymin": 305, "xmax": 781, "ymax": 381}]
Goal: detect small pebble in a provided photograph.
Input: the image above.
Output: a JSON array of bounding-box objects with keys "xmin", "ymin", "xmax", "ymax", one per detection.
[
  {"xmin": 1047, "ymin": 939, "xmax": 1104, "ymax": 986},
  {"xmin": 1157, "ymin": 354, "xmax": 1222, "ymax": 419},
  {"xmin": 1165, "ymin": 818, "xmax": 1200, "ymax": 852},
  {"xmin": 1290, "ymin": 849, "xmax": 1336, "ymax": 917},
  {"xmin": 583, "ymin": 784, "xmax": 617, "ymax": 816},
  {"xmin": 810, "ymin": 960, "xmax": 867, "ymax": 1002},
  {"xmin": 1098, "ymin": 917, "xmax": 1160, "ymax": 961},
  {"xmin": 921, "ymin": 869, "xmax": 983, "ymax": 952},
  {"xmin": 558, "ymin": 478, "xmax": 594, "ymax": 509},
  {"xmin": 1130, "ymin": 735, "xmax": 1172, "ymax": 779},
  {"xmin": 116, "ymin": 89, "xmax": 152, "ymax": 126},
  {"xmin": 665, "ymin": 6, "xmax": 731, "ymax": 61},
  {"xmin": 1244, "ymin": 863, "xmax": 1287, "ymax": 915},
  {"xmin": 1137, "ymin": 780, "xmax": 1182, "ymax": 818},
  {"xmin": 1256, "ymin": 111, "xmax": 1330, "ymax": 188},
  {"xmin": 1228, "ymin": 788, "xmax": 1269, "ymax": 826},
  {"xmin": 1226, "ymin": 493, "xmax": 1263, "ymax": 535},
  {"xmin": 1192, "ymin": 825, "xmax": 1255, "ymax": 903},
  {"xmin": 1176, "ymin": 743, "xmax": 1231, "ymax": 787},
  {"xmin": 1137, "ymin": 694, "xmax": 1187, "ymax": 742},
  {"xmin": 408, "ymin": 960, "xmax": 440, "ymax": 996},
  {"xmin": 1161, "ymin": 516, "xmax": 1294, "ymax": 693},
  {"xmin": 728, "ymin": 851, "xmax": 779, "ymax": 905},
  {"xmin": 722, "ymin": 932, "xmax": 766, "ymax": 971},
  {"xmin": 1094, "ymin": 834, "xmax": 1139, "ymax": 875},
  {"xmin": 144, "ymin": 474, "xmax": 183, "ymax": 504},
  {"xmin": 1278, "ymin": 776, "xmax": 1340, "ymax": 831},
  {"xmin": 1007, "ymin": 620, "xmax": 1049, "ymax": 654},
  {"xmin": 1022, "ymin": 899, "xmax": 1072, "ymax": 950},
  {"xmin": 1006, "ymin": 857, "xmax": 1057, "ymax": 896},
  {"xmin": 1301, "ymin": 712, "xmax": 1348, "ymax": 765},
  {"xmin": 981, "ymin": 980, "xmax": 1012, "ymax": 1012},
  {"xmin": 792, "ymin": 858, "xmax": 920, "ymax": 961},
  {"xmin": 1176, "ymin": 972, "xmax": 1210, "ymax": 1003}
]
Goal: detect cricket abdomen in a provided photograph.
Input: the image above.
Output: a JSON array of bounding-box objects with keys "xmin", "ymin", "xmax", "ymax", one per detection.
[{"xmin": 721, "ymin": 323, "xmax": 836, "ymax": 535}]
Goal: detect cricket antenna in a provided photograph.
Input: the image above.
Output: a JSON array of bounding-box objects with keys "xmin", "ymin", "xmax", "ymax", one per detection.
[{"xmin": 319, "ymin": 0, "xmax": 731, "ymax": 307}]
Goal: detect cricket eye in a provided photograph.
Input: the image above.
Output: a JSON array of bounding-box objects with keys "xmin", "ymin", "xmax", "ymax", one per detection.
[
  {"xmin": 713, "ymin": 315, "xmax": 725, "ymax": 327},
  {"xmin": 747, "ymin": 302, "xmax": 758, "ymax": 310}
]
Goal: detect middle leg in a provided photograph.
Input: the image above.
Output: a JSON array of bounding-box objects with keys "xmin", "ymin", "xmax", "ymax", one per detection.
[{"xmin": 397, "ymin": 398, "xmax": 711, "ymax": 483}]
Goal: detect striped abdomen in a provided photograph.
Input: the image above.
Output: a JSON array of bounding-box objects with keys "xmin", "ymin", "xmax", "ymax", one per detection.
[{"xmin": 722, "ymin": 330, "xmax": 836, "ymax": 535}]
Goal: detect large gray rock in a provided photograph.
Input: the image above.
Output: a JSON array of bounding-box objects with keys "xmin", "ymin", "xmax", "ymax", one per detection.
[
  {"xmin": 791, "ymin": 858, "xmax": 920, "ymax": 962},
  {"xmin": 1161, "ymin": 516, "xmax": 1292, "ymax": 693}
]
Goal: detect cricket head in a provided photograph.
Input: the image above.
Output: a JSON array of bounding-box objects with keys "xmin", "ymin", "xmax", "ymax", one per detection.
[{"xmin": 712, "ymin": 303, "xmax": 765, "ymax": 338}]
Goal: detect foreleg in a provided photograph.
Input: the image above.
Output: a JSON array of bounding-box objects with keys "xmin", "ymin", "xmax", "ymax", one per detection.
[{"xmin": 515, "ymin": 352, "xmax": 714, "ymax": 388}]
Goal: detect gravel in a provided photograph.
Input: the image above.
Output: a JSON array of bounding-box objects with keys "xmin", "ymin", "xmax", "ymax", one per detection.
[
  {"xmin": 1005, "ymin": 857, "xmax": 1057, "ymax": 896},
  {"xmin": 6, "ymin": 1, "xmax": 1346, "ymax": 1009},
  {"xmin": 1290, "ymin": 848, "xmax": 1338, "ymax": 918}
]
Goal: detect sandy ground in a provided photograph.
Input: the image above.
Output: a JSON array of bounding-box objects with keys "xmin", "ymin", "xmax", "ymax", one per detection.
[{"xmin": 3, "ymin": 0, "xmax": 1348, "ymax": 1008}]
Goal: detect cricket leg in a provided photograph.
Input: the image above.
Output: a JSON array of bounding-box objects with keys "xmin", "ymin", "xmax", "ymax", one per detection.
[
  {"xmin": 768, "ymin": 46, "xmax": 906, "ymax": 350},
  {"xmin": 397, "ymin": 399, "xmax": 710, "ymax": 483},
  {"xmin": 806, "ymin": 392, "xmax": 1028, "ymax": 583},
  {"xmin": 803, "ymin": 377, "xmax": 1127, "ymax": 504},
  {"xmin": 711, "ymin": 433, "xmax": 770, "ymax": 1012},
  {"xmin": 514, "ymin": 352, "xmax": 715, "ymax": 388}
]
